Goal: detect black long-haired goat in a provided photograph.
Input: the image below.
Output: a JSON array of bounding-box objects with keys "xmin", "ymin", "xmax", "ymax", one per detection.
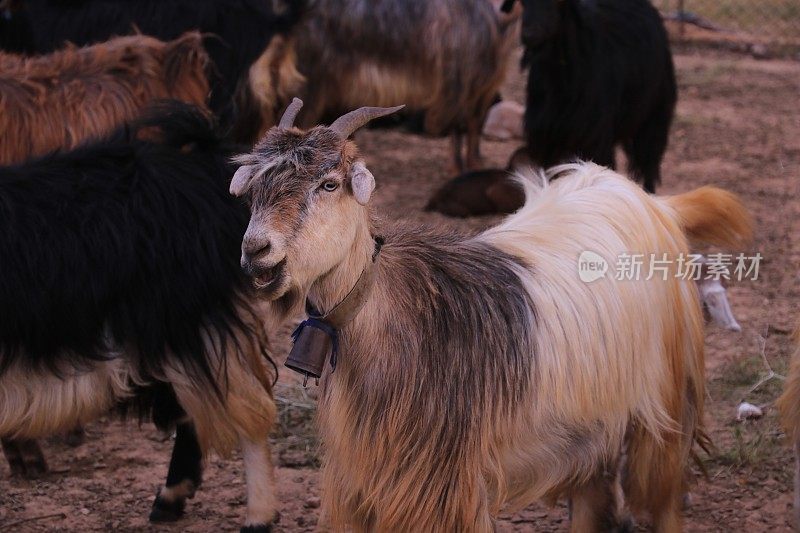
[
  {"xmin": 517, "ymin": 0, "xmax": 676, "ymax": 192},
  {"xmin": 0, "ymin": 103, "xmax": 279, "ymax": 532},
  {"xmin": 1, "ymin": 0, "xmax": 306, "ymax": 143}
]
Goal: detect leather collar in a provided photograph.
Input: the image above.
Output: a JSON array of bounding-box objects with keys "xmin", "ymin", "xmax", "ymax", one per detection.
[{"xmin": 307, "ymin": 236, "xmax": 383, "ymax": 327}]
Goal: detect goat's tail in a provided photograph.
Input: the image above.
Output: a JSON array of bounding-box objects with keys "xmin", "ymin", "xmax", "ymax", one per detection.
[{"xmin": 662, "ymin": 186, "xmax": 753, "ymax": 248}]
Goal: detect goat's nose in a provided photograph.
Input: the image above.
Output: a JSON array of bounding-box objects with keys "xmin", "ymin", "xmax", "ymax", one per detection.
[{"xmin": 243, "ymin": 239, "xmax": 271, "ymax": 258}]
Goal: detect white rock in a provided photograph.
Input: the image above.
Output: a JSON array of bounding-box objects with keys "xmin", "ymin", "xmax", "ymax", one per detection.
[
  {"xmin": 736, "ymin": 402, "xmax": 763, "ymax": 421},
  {"xmin": 482, "ymin": 101, "xmax": 524, "ymax": 140}
]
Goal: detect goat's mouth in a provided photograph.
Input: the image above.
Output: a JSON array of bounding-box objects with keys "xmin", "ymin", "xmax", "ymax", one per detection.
[{"xmin": 252, "ymin": 258, "xmax": 287, "ymax": 293}]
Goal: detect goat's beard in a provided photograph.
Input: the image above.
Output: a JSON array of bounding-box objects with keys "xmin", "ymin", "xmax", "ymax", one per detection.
[{"xmin": 271, "ymin": 284, "xmax": 303, "ymax": 319}]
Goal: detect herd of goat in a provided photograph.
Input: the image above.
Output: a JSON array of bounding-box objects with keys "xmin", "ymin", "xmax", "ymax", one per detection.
[{"xmin": 0, "ymin": 0, "xmax": 796, "ymax": 532}]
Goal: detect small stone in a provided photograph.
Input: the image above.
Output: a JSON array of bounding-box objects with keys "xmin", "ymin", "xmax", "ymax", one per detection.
[
  {"xmin": 80, "ymin": 507, "xmax": 90, "ymax": 515},
  {"xmin": 736, "ymin": 402, "xmax": 763, "ymax": 421},
  {"xmin": 304, "ymin": 497, "xmax": 321, "ymax": 509},
  {"xmin": 750, "ymin": 44, "xmax": 769, "ymax": 59}
]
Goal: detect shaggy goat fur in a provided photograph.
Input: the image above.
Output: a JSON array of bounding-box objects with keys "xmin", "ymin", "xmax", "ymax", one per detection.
[
  {"xmin": 293, "ymin": 0, "xmax": 518, "ymax": 170},
  {"xmin": 518, "ymin": 0, "xmax": 676, "ymax": 192},
  {"xmin": 777, "ymin": 321, "xmax": 800, "ymax": 528},
  {"xmin": 0, "ymin": 32, "xmax": 209, "ymax": 166},
  {"xmin": 0, "ymin": 103, "xmax": 279, "ymax": 527},
  {"xmin": 0, "ymin": 103, "xmax": 274, "ymax": 449},
  {"xmin": 233, "ymin": 117, "xmax": 752, "ymax": 530},
  {"xmin": 3, "ymin": 0, "xmax": 307, "ymax": 143}
]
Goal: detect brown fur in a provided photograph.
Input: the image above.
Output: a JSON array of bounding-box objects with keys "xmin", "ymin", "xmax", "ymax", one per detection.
[
  {"xmin": 234, "ymin": 113, "xmax": 753, "ymax": 531},
  {"xmin": 245, "ymin": 34, "xmax": 306, "ymax": 141},
  {"xmin": 293, "ymin": 0, "xmax": 519, "ymax": 170},
  {"xmin": 0, "ymin": 32, "xmax": 209, "ymax": 165},
  {"xmin": 425, "ymin": 146, "xmax": 529, "ymax": 217},
  {"xmin": 777, "ymin": 321, "xmax": 800, "ymax": 528},
  {"xmin": 664, "ymin": 186, "xmax": 753, "ymax": 249}
]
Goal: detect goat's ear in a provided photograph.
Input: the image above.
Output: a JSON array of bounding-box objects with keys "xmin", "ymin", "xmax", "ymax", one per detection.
[
  {"xmin": 349, "ymin": 161, "xmax": 375, "ymax": 205},
  {"xmin": 230, "ymin": 165, "xmax": 255, "ymax": 196}
]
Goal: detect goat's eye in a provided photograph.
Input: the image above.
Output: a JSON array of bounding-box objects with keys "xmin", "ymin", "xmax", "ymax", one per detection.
[{"xmin": 321, "ymin": 180, "xmax": 339, "ymax": 192}]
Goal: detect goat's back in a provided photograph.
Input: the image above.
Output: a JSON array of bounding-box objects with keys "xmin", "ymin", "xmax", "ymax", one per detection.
[
  {"xmin": 0, "ymin": 103, "xmax": 249, "ymax": 387},
  {"xmin": 478, "ymin": 164, "xmax": 706, "ymax": 500},
  {"xmin": 0, "ymin": 32, "xmax": 209, "ymax": 165},
  {"xmin": 296, "ymin": 0, "xmax": 517, "ymax": 133},
  {"xmin": 6, "ymin": 0, "xmax": 307, "ymax": 134}
]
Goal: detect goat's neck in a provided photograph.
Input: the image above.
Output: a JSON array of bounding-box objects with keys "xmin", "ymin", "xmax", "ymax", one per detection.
[{"xmin": 308, "ymin": 222, "xmax": 374, "ymax": 315}]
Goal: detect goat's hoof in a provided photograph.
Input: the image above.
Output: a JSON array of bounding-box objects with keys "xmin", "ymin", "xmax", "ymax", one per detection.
[
  {"xmin": 8, "ymin": 457, "xmax": 48, "ymax": 479},
  {"xmin": 7, "ymin": 458, "xmax": 27, "ymax": 477},
  {"xmin": 22, "ymin": 459, "xmax": 48, "ymax": 478},
  {"xmin": 149, "ymin": 489, "xmax": 186, "ymax": 522},
  {"xmin": 64, "ymin": 428, "xmax": 86, "ymax": 447},
  {"xmin": 240, "ymin": 525, "xmax": 273, "ymax": 533}
]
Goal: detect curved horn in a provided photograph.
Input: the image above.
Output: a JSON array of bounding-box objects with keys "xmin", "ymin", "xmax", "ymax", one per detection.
[
  {"xmin": 278, "ymin": 97, "xmax": 304, "ymax": 129},
  {"xmin": 330, "ymin": 105, "xmax": 405, "ymax": 139}
]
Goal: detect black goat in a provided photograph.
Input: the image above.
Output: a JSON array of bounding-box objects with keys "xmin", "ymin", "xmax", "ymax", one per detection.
[
  {"xmin": 0, "ymin": 103, "xmax": 279, "ymax": 532},
  {"xmin": 2, "ymin": 0, "xmax": 306, "ymax": 143},
  {"xmin": 0, "ymin": 0, "xmax": 33, "ymax": 53},
  {"xmin": 516, "ymin": 0, "xmax": 676, "ymax": 192}
]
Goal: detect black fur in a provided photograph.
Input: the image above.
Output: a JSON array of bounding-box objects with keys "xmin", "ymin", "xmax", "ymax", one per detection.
[
  {"xmin": 0, "ymin": 0, "xmax": 34, "ymax": 53},
  {"xmin": 519, "ymin": 0, "xmax": 676, "ymax": 192},
  {"xmin": 149, "ymin": 422, "xmax": 203, "ymax": 522},
  {"xmin": 3, "ymin": 0, "xmax": 306, "ymax": 142},
  {"xmin": 0, "ymin": 102, "xmax": 262, "ymax": 399},
  {"xmin": 1, "ymin": 438, "xmax": 47, "ymax": 477}
]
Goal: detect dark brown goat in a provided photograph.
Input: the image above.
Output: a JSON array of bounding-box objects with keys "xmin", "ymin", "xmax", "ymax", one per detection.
[
  {"xmin": 0, "ymin": 32, "xmax": 209, "ymax": 165},
  {"xmin": 425, "ymin": 147, "xmax": 530, "ymax": 217}
]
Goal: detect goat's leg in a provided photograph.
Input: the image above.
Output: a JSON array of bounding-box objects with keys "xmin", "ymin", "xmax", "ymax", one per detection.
[
  {"xmin": 569, "ymin": 468, "xmax": 633, "ymax": 533},
  {"xmin": 451, "ymin": 131, "xmax": 465, "ymax": 173},
  {"xmin": 465, "ymin": 118, "xmax": 484, "ymax": 171},
  {"xmin": 2, "ymin": 438, "xmax": 25, "ymax": 476},
  {"xmin": 150, "ymin": 422, "xmax": 203, "ymax": 523},
  {"xmin": 64, "ymin": 426, "xmax": 86, "ymax": 447},
  {"xmin": 2, "ymin": 438, "xmax": 48, "ymax": 478},
  {"xmin": 625, "ymin": 424, "xmax": 684, "ymax": 533},
  {"xmin": 794, "ymin": 441, "xmax": 800, "ymax": 529},
  {"xmin": 624, "ymin": 97, "xmax": 673, "ymax": 194},
  {"xmin": 239, "ymin": 435, "xmax": 278, "ymax": 533}
]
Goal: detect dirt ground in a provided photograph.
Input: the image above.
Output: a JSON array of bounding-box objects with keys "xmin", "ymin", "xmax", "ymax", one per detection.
[{"xmin": 1, "ymin": 46, "xmax": 799, "ymax": 532}]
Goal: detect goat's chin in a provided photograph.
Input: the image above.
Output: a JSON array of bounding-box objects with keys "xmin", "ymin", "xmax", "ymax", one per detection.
[{"xmin": 255, "ymin": 275, "xmax": 292, "ymax": 301}]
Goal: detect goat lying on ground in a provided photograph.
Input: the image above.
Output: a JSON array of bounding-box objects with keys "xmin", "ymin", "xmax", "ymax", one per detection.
[
  {"xmin": 0, "ymin": 32, "xmax": 208, "ymax": 166},
  {"xmin": 425, "ymin": 146, "xmax": 529, "ymax": 217},
  {"xmin": 0, "ymin": 103, "xmax": 279, "ymax": 532},
  {"xmin": 292, "ymin": 0, "xmax": 518, "ymax": 171},
  {"xmin": 513, "ymin": 0, "xmax": 676, "ymax": 192},
  {"xmin": 777, "ymin": 321, "xmax": 800, "ymax": 529},
  {"xmin": 231, "ymin": 101, "xmax": 752, "ymax": 531},
  {"xmin": 1, "ymin": 0, "xmax": 306, "ymax": 143}
]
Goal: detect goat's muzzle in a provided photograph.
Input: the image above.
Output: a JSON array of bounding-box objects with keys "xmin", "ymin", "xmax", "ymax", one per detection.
[{"xmin": 242, "ymin": 257, "xmax": 287, "ymax": 294}]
